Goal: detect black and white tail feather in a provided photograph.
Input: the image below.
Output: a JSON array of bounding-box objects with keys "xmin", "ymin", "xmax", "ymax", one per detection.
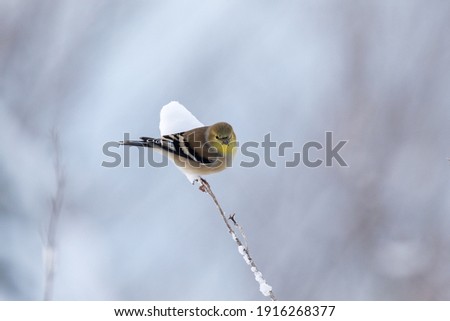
[{"xmin": 120, "ymin": 133, "xmax": 212, "ymax": 165}]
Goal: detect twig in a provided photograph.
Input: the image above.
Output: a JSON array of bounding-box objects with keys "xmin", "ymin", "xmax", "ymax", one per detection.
[
  {"xmin": 198, "ymin": 178, "xmax": 277, "ymax": 301},
  {"xmin": 44, "ymin": 130, "xmax": 65, "ymax": 300},
  {"xmin": 229, "ymin": 213, "xmax": 249, "ymax": 250}
]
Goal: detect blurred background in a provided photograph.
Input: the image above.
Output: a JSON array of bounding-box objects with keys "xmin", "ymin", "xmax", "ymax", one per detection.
[{"xmin": 1, "ymin": 0, "xmax": 449, "ymax": 300}]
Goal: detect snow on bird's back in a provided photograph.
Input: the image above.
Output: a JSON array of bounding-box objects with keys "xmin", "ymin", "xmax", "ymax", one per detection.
[{"xmin": 159, "ymin": 101, "xmax": 204, "ymax": 136}]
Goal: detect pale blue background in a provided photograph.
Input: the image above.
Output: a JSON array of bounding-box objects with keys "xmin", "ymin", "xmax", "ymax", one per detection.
[{"xmin": 1, "ymin": 0, "xmax": 449, "ymax": 300}]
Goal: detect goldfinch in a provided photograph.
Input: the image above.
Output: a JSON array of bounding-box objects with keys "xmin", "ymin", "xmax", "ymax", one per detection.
[{"xmin": 121, "ymin": 102, "xmax": 237, "ymax": 183}]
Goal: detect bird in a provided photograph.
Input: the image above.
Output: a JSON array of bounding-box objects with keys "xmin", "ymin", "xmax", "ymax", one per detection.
[{"xmin": 120, "ymin": 102, "xmax": 237, "ymax": 184}]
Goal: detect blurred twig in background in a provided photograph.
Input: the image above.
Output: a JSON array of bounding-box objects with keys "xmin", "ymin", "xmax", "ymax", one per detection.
[{"xmin": 43, "ymin": 130, "xmax": 65, "ymax": 301}]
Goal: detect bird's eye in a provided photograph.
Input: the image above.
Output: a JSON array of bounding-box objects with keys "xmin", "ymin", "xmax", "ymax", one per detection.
[{"xmin": 216, "ymin": 135, "xmax": 219, "ymax": 140}]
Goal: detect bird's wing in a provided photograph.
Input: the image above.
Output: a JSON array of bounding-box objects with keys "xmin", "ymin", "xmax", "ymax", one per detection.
[{"xmin": 161, "ymin": 133, "xmax": 214, "ymax": 164}]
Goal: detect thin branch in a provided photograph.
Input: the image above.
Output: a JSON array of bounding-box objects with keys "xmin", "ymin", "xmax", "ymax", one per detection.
[
  {"xmin": 44, "ymin": 130, "xmax": 65, "ymax": 301},
  {"xmin": 199, "ymin": 178, "xmax": 277, "ymax": 301},
  {"xmin": 229, "ymin": 213, "xmax": 249, "ymax": 250}
]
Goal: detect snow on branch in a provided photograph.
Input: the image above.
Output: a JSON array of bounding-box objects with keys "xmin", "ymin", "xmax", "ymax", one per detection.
[{"xmin": 198, "ymin": 178, "xmax": 277, "ymax": 301}]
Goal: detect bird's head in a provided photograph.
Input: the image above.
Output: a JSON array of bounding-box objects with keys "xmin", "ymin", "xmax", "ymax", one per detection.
[{"xmin": 208, "ymin": 122, "xmax": 237, "ymax": 156}]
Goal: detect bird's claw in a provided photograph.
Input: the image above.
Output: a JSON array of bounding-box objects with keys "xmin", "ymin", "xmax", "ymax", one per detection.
[{"xmin": 197, "ymin": 177, "xmax": 210, "ymax": 193}]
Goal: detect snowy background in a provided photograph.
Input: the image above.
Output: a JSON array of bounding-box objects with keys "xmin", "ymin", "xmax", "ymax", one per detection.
[{"xmin": 1, "ymin": 0, "xmax": 450, "ymax": 300}]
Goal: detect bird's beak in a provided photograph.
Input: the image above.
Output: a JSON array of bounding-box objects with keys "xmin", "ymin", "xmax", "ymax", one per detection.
[{"xmin": 223, "ymin": 138, "xmax": 230, "ymax": 145}]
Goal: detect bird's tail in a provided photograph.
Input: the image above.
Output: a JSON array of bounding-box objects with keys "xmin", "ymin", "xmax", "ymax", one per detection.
[{"xmin": 119, "ymin": 137, "xmax": 157, "ymax": 148}]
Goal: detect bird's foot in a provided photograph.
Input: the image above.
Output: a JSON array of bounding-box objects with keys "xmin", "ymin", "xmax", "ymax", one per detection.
[{"xmin": 197, "ymin": 177, "xmax": 210, "ymax": 193}]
